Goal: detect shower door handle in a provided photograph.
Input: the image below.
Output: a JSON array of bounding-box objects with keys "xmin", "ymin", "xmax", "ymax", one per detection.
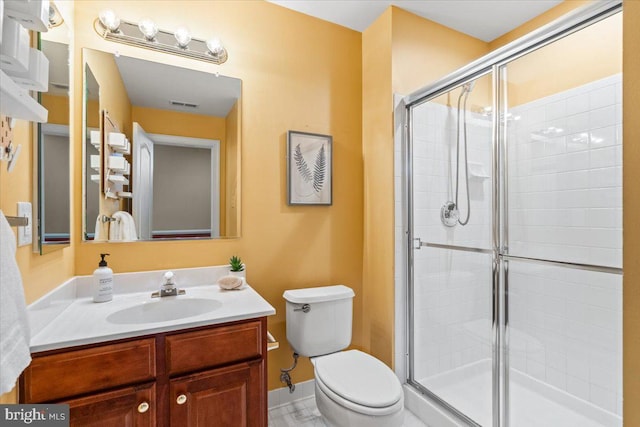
[{"xmin": 413, "ymin": 237, "xmax": 422, "ymax": 250}]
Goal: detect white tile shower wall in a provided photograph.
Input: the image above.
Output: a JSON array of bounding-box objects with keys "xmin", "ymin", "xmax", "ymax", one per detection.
[
  {"xmin": 410, "ymin": 100, "xmax": 494, "ymax": 382},
  {"xmin": 507, "ymin": 74, "xmax": 623, "ymax": 416},
  {"xmin": 508, "ymin": 263, "xmax": 622, "ymax": 416},
  {"xmin": 507, "ymin": 74, "xmax": 622, "ymax": 268}
]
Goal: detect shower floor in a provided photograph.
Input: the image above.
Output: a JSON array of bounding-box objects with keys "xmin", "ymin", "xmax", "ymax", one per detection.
[{"xmin": 418, "ymin": 360, "xmax": 621, "ymax": 427}]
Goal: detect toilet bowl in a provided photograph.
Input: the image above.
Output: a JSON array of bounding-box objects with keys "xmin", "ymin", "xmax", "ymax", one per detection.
[
  {"xmin": 312, "ymin": 350, "xmax": 404, "ymax": 427},
  {"xmin": 283, "ymin": 285, "xmax": 405, "ymax": 427}
]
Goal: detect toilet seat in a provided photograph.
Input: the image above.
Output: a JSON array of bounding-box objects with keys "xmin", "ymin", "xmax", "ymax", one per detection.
[{"xmin": 312, "ymin": 350, "xmax": 403, "ymax": 415}]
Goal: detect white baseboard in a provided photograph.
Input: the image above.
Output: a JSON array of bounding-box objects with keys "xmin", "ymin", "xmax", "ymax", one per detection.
[{"xmin": 268, "ymin": 379, "xmax": 316, "ymax": 409}]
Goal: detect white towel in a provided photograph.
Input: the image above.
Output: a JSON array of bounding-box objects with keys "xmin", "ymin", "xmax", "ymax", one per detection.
[
  {"xmin": 0, "ymin": 210, "xmax": 31, "ymax": 394},
  {"xmin": 109, "ymin": 211, "xmax": 138, "ymax": 241},
  {"xmin": 108, "ymin": 214, "xmax": 120, "ymax": 241},
  {"xmin": 94, "ymin": 215, "xmax": 107, "ymax": 241}
]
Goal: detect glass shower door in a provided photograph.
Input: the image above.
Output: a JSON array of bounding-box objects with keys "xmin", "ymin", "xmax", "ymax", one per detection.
[
  {"xmin": 502, "ymin": 12, "xmax": 623, "ymax": 427},
  {"xmin": 409, "ymin": 72, "xmax": 495, "ymax": 426}
]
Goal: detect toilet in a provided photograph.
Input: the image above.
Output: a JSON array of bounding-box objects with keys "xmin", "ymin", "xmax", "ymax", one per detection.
[{"xmin": 284, "ymin": 285, "xmax": 404, "ymax": 427}]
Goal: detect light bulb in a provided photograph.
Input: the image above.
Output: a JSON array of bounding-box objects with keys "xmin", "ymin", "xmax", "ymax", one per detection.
[
  {"xmin": 99, "ymin": 9, "xmax": 120, "ymax": 32},
  {"xmin": 206, "ymin": 38, "xmax": 224, "ymax": 56},
  {"xmin": 138, "ymin": 18, "xmax": 158, "ymax": 41},
  {"xmin": 174, "ymin": 26, "xmax": 191, "ymax": 48}
]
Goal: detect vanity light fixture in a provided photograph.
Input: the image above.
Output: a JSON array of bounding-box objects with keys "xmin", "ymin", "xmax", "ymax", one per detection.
[
  {"xmin": 48, "ymin": 3, "xmax": 64, "ymax": 28},
  {"xmin": 94, "ymin": 10, "xmax": 228, "ymax": 65},
  {"xmin": 98, "ymin": 9, "xmax": 121, "ymax": 32},
  {"xmin": 174, "ymin": 26, "xmax": 192, "ymax": 49},
  {"xmin": 138, "ymin": 18, "xmax": 158, "ymax": 41}
]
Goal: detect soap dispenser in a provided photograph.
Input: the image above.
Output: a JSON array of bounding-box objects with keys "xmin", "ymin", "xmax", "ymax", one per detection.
[{"xmin": 93, "ymin": 253, "xmax": 114, "ymax": 303}]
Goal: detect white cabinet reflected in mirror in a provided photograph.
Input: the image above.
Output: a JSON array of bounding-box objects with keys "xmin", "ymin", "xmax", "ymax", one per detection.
[
  {"xmin": 81, "ymin": 48, "xmax": 241, "ymax": 242},
  {"xmin": 36, "ymin": 8, "xmax": 71, "ymax": 253}
]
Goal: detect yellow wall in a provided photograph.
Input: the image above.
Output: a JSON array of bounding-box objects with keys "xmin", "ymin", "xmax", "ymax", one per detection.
[
  {"xmin": 41, "ymin": 94, "xmax": 70, "ymax": 125},
  {"xmin": 71, "ymin": 0, "xmax": 364, "ymax": 389},
  {"xmin": 362, "ymin": 8, "xmax": 394, "ymax": 365},
  {"xmin": 86, "ymin": 99, "xmax": 99, "ymax": 128},
  {"xmin": 361, "ymin": 6, "xmax": 489, "ymax": 367},
  {"xmin": 84, "ymin": 49, "xmax": 131, "ymax": 136},
  {"xmin": 131, "ymin": 107, "xmax": 226, "ymax": 141},
  {"xmin": 623, "ymin": 1, "xmax": 640, "ymax": 425},
  {"xmin": 391, "ymin": 7, "xmax": 489, "ymax": 96},
  {"xmin": 507, "ymin": 12, "xmax": 622, "ymax": 106}
]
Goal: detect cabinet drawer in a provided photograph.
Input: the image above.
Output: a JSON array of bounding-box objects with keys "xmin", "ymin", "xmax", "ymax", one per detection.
[
  {"xmin": 23, "ymin": 338, "xmax": 156, "ymax": 403},
  {"xmin": 67, "ymin": 382, "xmax": 155, "ymax": 427},
  {"xmin": 166, "ymin": 320, "xmax": 263, "ymax": 376}
]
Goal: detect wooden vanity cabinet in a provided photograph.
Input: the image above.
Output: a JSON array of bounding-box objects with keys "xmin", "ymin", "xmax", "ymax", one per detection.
[{"xmin": 20, "ymin": 318, "xmax": 268, "ymax": 427}]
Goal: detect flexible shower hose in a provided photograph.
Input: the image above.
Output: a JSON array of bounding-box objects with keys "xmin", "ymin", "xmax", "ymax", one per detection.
[{"xmin": 455, "ymin": 87, "xmax": 471, "ymax": 226}]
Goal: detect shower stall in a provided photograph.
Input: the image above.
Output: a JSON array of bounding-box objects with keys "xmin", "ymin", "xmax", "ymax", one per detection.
[{"xmin": 400, "ymin": 2, "xmax": 623, "ymax": 426}]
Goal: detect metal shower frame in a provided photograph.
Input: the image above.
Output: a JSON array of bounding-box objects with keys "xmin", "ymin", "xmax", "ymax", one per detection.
[{"xmin": 402, "ymin": 1, "xmax": 623, "ymax": 426}]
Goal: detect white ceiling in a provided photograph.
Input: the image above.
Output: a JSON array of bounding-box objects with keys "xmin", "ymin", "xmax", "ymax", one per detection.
[
  {"xmin": 115, "ymin": 55, "xmax": 241, "ymax": 117},
  {"xmin": 267, "ymin": 0, "xmax": 564, "ymax": 42}
]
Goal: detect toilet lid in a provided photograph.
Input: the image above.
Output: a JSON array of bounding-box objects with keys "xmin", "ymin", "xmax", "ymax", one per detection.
[{"xmin": 313, "ymin": 350, "xmax": 403, "ymax": 408}]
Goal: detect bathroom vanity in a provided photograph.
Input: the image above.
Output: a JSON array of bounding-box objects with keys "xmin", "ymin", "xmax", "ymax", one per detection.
[
  {"xmin": 21, "ymin": 318, "xmax": 267, "ymax": 426},
  {"xmin": 18, "ymin": 266, "xmax": 275, "ymax": 426}
]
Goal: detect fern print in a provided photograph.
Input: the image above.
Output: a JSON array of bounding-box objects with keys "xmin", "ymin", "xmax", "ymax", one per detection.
[
  {"xmin": 294, "ymin": 144, "xmax": 312, "ymax": 182},
  {"xmin": 313, "ymin": 144, "xmax": 326, "ymax": 192}
]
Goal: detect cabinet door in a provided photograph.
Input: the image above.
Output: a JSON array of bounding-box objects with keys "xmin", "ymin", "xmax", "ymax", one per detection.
[
  {"xmin": 65, "ymin": 382, "xmax": 155, "ymax": 427},
  {"xmin": 170, "ymin": 360, "xmax": 265, "ymax": 427}
]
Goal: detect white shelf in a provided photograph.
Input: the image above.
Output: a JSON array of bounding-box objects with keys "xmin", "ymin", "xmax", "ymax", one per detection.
[
  {"xmin": 108, "ymin": 174, "xmax": 129, "ymax": 185},
  {"xmin": 107, "ymin": 132, "xmax": 130, "ymax": 154},
  {"xmin": 108, "ymin": 155, "xmax": 130, "ymax": 173},
  {"xmin": 0, "ymin": 70, "xmax": 47, "ymax": 122}
]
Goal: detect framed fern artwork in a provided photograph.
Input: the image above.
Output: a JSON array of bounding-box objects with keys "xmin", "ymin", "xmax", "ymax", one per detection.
[{"xmin": 287, "ymin": 130, "xmax": 332, "ymax": 205}]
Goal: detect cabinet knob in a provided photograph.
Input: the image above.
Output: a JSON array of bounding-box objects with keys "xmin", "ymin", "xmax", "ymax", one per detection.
[
  {"xmin": 137, "ymin": 402, "xmax": 150, "ymax": 413},
  {"xmin": 176, "ymin": 394, "xmax": 187, "ymax": 405}
]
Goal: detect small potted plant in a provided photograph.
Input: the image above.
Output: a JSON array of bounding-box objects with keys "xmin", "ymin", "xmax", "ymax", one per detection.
[
  {"xmin": 218, "ymin": 255, "xmax": 245, "ymax": 290},
  {"xmin": 229, "ymin": 255, "xmax": 245, "ymax": 277}
]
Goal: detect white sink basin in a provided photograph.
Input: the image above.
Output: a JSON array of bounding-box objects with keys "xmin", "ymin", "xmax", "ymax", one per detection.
[{"xmin": 106, "ymin": 297, "xmax": 223, "ymax": 324}]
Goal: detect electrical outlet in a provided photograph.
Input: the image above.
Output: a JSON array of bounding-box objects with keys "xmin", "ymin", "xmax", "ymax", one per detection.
[{"xmin": 17, "ymin": 202, "xmax": 32, "ymax": 247}]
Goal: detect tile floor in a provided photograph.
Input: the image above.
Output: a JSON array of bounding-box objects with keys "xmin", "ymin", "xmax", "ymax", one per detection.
[{"xmin": 268, "ymin": 396, "xmax": 427, "ymax": 427}]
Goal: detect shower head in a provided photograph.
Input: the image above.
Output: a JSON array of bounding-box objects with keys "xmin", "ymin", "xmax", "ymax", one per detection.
[{"xmin": 462, "ymin": 80, "xmax": 476, "ymax": 94}]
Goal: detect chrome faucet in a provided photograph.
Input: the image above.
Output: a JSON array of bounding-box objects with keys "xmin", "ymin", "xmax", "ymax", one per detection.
[{"xmin": 151, "ymin": 271, "xmax": 185, "ymax": 298}]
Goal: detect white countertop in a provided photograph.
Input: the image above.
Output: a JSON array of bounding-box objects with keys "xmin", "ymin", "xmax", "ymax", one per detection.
[{"xmin": 27, "ymin": 266, "xmax": 276, "ymax": 353}]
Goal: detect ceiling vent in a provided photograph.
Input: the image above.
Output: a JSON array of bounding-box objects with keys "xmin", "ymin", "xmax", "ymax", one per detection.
[{"xmin": 170, "ymin": 100, "xmax": 198, "ymax": 108}]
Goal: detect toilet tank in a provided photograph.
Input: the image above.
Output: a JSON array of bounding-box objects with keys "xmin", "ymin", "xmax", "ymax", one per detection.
[{"xmin": 283, "ymin": 285, "xmax": 355, "ymax": 357}]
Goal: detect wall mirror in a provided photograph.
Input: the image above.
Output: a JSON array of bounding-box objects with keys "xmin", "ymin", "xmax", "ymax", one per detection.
[
  {"xmin": 81, "ymin": 48, "xmax": 241, "ymax": 242},
  {"xmin": 36, "ymin": 5, "xmax": 71, "ymax": 253}
]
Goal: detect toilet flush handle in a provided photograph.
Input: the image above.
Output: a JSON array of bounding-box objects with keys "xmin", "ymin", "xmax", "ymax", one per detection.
[{"xmin": 294, "ymin": 304, "xmax": 311, "ymax": 313}]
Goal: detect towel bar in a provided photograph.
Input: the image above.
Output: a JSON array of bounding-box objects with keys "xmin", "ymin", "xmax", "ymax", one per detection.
[
  {"xmin": 101, "ymin": 215, "xmax": 117, "ymax": 223},
  {"xmin": 267, "ymin": 331, "xmax": 279, "ymax": 352},
  {"xmin": 5, "ymin": 216, "xmax": 28, "ymax": 227}
]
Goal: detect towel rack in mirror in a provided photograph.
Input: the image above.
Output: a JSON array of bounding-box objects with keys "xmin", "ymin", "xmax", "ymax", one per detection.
[{"xmin": 6, "ymin": 216, "xmax": 29, "ymax": 227}]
